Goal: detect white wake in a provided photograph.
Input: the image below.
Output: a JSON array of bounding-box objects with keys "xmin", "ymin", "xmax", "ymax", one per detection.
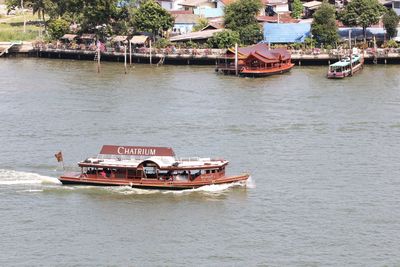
[{"xmin": 0, "ymin": 169, "xmax": 61, "ymax": 186}]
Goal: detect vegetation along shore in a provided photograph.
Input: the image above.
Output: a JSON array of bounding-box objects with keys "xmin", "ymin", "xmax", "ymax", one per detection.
[{"xmin": 1, "ymin": 0, "xmax": 400, "ymax": 65}]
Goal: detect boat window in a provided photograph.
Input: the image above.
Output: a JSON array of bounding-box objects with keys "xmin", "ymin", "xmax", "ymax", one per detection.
[
  {"xmin": 144, "ymin": 166, "xmax": 157, "ymax": 179},
  {"xmin": 206, "ymin": 170, "xmax": 210, "ymax": 174},
  {"xmin": 193, "ymin": 170, "xmax": 201, "ymax": 178},
  {"xmin": 211, "ymin": 170, "xmax": 216, "ymax": 173},
  {"xmin": 127, "ymin": 169, "xmax": 137, "ymax": 179},
  {"xmin": 176, "ymin": 171, "xmax": 189, "ymax": 181}
]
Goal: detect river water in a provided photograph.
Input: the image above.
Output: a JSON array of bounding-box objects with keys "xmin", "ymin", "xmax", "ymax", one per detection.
[{"xmin": 1, "ymin": 58, "xmax": 400, "ymax": 266}]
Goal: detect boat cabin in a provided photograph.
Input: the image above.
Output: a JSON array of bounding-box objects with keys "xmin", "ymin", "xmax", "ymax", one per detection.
[{"xmin": 77, "ymin": 145, "xmax": 228, "ymax": 182}]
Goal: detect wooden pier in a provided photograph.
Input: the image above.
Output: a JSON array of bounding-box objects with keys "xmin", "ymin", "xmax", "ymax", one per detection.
[{"xmin": 2, "ymin": 42, "xmax": 400, "ymax": 65}]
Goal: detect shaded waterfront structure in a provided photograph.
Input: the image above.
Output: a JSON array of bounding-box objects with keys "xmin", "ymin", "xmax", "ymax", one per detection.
[
  {"xmin": 169, "ymin": 29, "xmax": 224, "ymax": 44},
  {"xmin": 60, "ymin": 34, "xmax": 78, "ymax": 44},
  {"xmin": 110, "ymin": 35, "xmax": 128, "ymax": 52},
  {"xmin": 130, "ymin": 35, "xmax": 150, "ymax": 48}
]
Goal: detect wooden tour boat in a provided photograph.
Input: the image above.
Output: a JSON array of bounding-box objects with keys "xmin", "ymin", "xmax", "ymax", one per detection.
[
  {"xmin": 216, "ymin": 43, "xmax": 294, "ymax": 77},
  {"xmin": 327, "ymin": 53, "xmax": 363, "ymax": 79},
  {"xmin": 59, "ymin": 145, "xmax": 250, "ymax": 190}
]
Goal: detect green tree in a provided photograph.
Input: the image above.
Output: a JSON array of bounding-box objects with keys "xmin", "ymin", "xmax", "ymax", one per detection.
[
  {"xmin": 192, "ymin": 17, "xmax": 208, "ymax": 32},
  {"xmin": 132, "ymin": 0, "xmax": 174, "ymax": 39},
  {"xmin": 224, "ymin": 0, "xmax": 263, "ymax": 45},
  {"xmin": 291, "ymin": 0, "xmax": 303, "ymax": 19},
  {"xmin": 80, "ymin": 0, "xmax": 119, "ymax": 33},
  {"xmin": 111, "ymin": 5, "xmax": 135, "ymax": 35},
  {"xmin": 339, "ymin": 0, "xmax": 385, "ymax": 41},
  {"xmin": 238, "ymin": 23, "xmax": 263, "ymax": 45},
  {"xmin": 311, "ymin": 1, "xmax": 338, "ymax": 46},
  {"xmin": 47, "ymin": 17, "xmax": 69, "ymax": 40},
  {"xmin": 31, "ymin": 0, "xmax": 53, "ymax": 22},
  {"xmin": 208, "ymin": 30, "xmax": 240, "ymax": 48},
  {"xmin": 383, "ymin": 9, "xmax": 400, "ymax": 39}
]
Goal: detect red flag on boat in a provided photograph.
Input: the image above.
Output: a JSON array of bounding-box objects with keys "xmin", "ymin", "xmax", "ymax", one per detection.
[{"xmin": 55, "ymin": 151, "xmax": 63, "ymax": 162}]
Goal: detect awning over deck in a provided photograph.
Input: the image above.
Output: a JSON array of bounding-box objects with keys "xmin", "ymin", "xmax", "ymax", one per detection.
[
  {"xmin": 80, "ymin": 34, "xmax": 96, "ymax": 40},
  {"xmin": 169, "ymin": 29, "xmax": 224, "ymax": 42},
  {"xmin": 130, "ymin": 35, "xmax": 149, "ymax": 45},
  {"xmin": 61, "ymin": 34, "xmax": 78, "ymax": 41},
  {"xmin": 111, "ymin": 35, "xmax": 128, "ymax": 42}
]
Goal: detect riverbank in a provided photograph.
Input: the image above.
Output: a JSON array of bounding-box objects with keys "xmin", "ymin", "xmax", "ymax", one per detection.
[{"xmin": 2, "ymin": 42, "xmax": 400, "ymax": 65}]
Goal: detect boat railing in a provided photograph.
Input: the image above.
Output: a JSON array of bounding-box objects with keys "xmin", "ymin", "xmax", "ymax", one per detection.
[
  {"xmin": 97, "ymin": 154, "xmax": 165, "ymax": 161},
  {"xmin": 177, "ymin": 157, "xmax": 201, "ymax": 162}
]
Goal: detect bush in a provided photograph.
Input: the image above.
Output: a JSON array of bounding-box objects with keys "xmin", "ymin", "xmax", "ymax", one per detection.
[
  {"xmin": 304, "ymin": 37, "xmax": 316, "ymax": 48},
  {"xmin": 186, "ymin": 40, "xmax": 198, "ymax": 48},
  {"xmin": 47, "ymin": 18, "xmax": 70, "ymax": 40},
  {"xmin": 386, "ymin": 39, "xmax": 398, "ymax": 48},
  {"xmin": 154, "ymin": 37, "xmax": 171, "ymax": 48},
  {"xmin": 208, "ymin": 30, "xmax": 240, "ymax": 49},
  {"xmin": 292, "ymin": 43, "xmax": 302, "ymax": 50}
]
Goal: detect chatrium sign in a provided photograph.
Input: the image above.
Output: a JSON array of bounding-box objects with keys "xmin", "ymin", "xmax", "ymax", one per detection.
[{"xmin": 99, "ymin": 145, "xmax": 175, "ymax": 157}]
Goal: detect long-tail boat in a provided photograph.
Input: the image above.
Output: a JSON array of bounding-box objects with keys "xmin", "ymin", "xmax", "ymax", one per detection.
[{"xmin": 59, "ymin": 145, "xmax": 249, "ymax": 190}]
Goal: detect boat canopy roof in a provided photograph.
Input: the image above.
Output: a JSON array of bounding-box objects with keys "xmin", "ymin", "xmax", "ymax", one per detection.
[
  {"xmin": 78, "ymin": 145, "xmax": 229, "ymax": 170},
  {"xmin": 330, "ymin": 61, "xmax": 350, "ymax": 67},
  {"xmin": 330, "ymin": 55, "xmax": 361, "ymax": 68}
]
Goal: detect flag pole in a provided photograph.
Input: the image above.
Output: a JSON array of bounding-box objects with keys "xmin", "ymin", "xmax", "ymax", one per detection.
[{"xmin": 55, "ymin": 151, "xmax": 65, "ymax": 171}]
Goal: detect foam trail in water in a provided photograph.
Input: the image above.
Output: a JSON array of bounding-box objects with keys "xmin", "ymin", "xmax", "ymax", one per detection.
[
  {"xmin": 246, "ymin": 176, "xmax": 256, "ymax": 189},
  {"xmin": 107, "ymin": 186, "xmax": 161, "ymax": 195},
  {"xmin": 0, "ymin": 169, "xmax": 61, "ymax": 185},
  {"xmin": 165, "ymin": 180, "xmax": 248, "ymax": 195}
]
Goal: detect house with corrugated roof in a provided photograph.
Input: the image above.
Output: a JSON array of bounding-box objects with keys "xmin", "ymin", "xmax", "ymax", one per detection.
[{"xmin": 172, "ymin": 13, "xmax": 201, "ymax": 34}]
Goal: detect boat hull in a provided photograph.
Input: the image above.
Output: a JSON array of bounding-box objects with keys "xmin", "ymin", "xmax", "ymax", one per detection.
[
  {"xmin": 240, "ymin": 63, "xmax": 294, "ymax": 77},
  {"xmin": 59, "ymin": 174, "xmax": 250, "ymax": 190}
]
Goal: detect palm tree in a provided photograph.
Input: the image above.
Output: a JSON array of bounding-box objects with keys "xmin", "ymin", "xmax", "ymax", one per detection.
[{"xmin": 32, "ymin": 0, "xmax": 46, "ymax": 23}]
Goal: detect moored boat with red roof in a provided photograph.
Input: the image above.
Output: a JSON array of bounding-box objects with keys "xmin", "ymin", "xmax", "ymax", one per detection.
[
  {"xmin": 216, "ymin": 43, "xmax": 294, "ymax": 77},
  {"xmin": 59, "ymin": 145, "xmax": 250, "ymax": 190}
]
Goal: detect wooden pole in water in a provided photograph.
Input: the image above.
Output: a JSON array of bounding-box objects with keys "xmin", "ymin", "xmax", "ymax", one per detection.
[
  {"xmin": 234, "ymin": 43, "xmax": 238, "ymax": 76},
  {"xmin": 149, "ymin": 39, "xmax": 152, "ymax": 65},
  {"xmin": 129, "ymin": 39, "xmax": 132, "ymax": 66},
  {"xmin": 97, "ymin": 47, "xmax": 101, "ymax": 73},
  {"xmin": 124, "ymin": 44, "xmax": 127, "ymax": 74},
  {"xmin": 349, "ymin": 29, "xmax": 353, "ymax": 76}
]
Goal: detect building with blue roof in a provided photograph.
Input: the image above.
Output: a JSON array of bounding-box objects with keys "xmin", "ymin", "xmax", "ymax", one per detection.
[{"xmin": 263, "ymin": 23, "xmax": 311, "ymax": 44}]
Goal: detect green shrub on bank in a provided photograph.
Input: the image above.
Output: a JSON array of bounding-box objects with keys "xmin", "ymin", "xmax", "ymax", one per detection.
[
  {"xmin": 47, "ymin": 18, "xmax": 69, "ymax": 40},
  {"xmin": 155, "ymin": 38, "xmax": 171, "ymax": 48},
  {"xmin": 208, "ymin": 30, "xmax": 240, "ymax": 49},
  {"xmin": 386, "ymin": 39, "xmax": 398, "ymax": 48}
]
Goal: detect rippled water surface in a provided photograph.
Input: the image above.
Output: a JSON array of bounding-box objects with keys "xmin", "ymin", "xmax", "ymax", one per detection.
[{"xmin": 1, "ymin": 58, "xmax": 400, "ymax": 266}]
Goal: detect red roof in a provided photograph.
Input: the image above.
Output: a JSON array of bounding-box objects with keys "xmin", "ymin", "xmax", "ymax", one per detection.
[
  {"xmin": 220, "ymin": 0, "xmax": 236, "ymax": 5},
  {"xmin": 169, "ymin": 10, "xmax": 193, "ymax": 15},
  {"xmin": 257, "ymin": 14, "xmax": 299, "ymax": 24},
  {"xmin": 237, "ymin": 43, "xmax": 291, "ymax": 62}
]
